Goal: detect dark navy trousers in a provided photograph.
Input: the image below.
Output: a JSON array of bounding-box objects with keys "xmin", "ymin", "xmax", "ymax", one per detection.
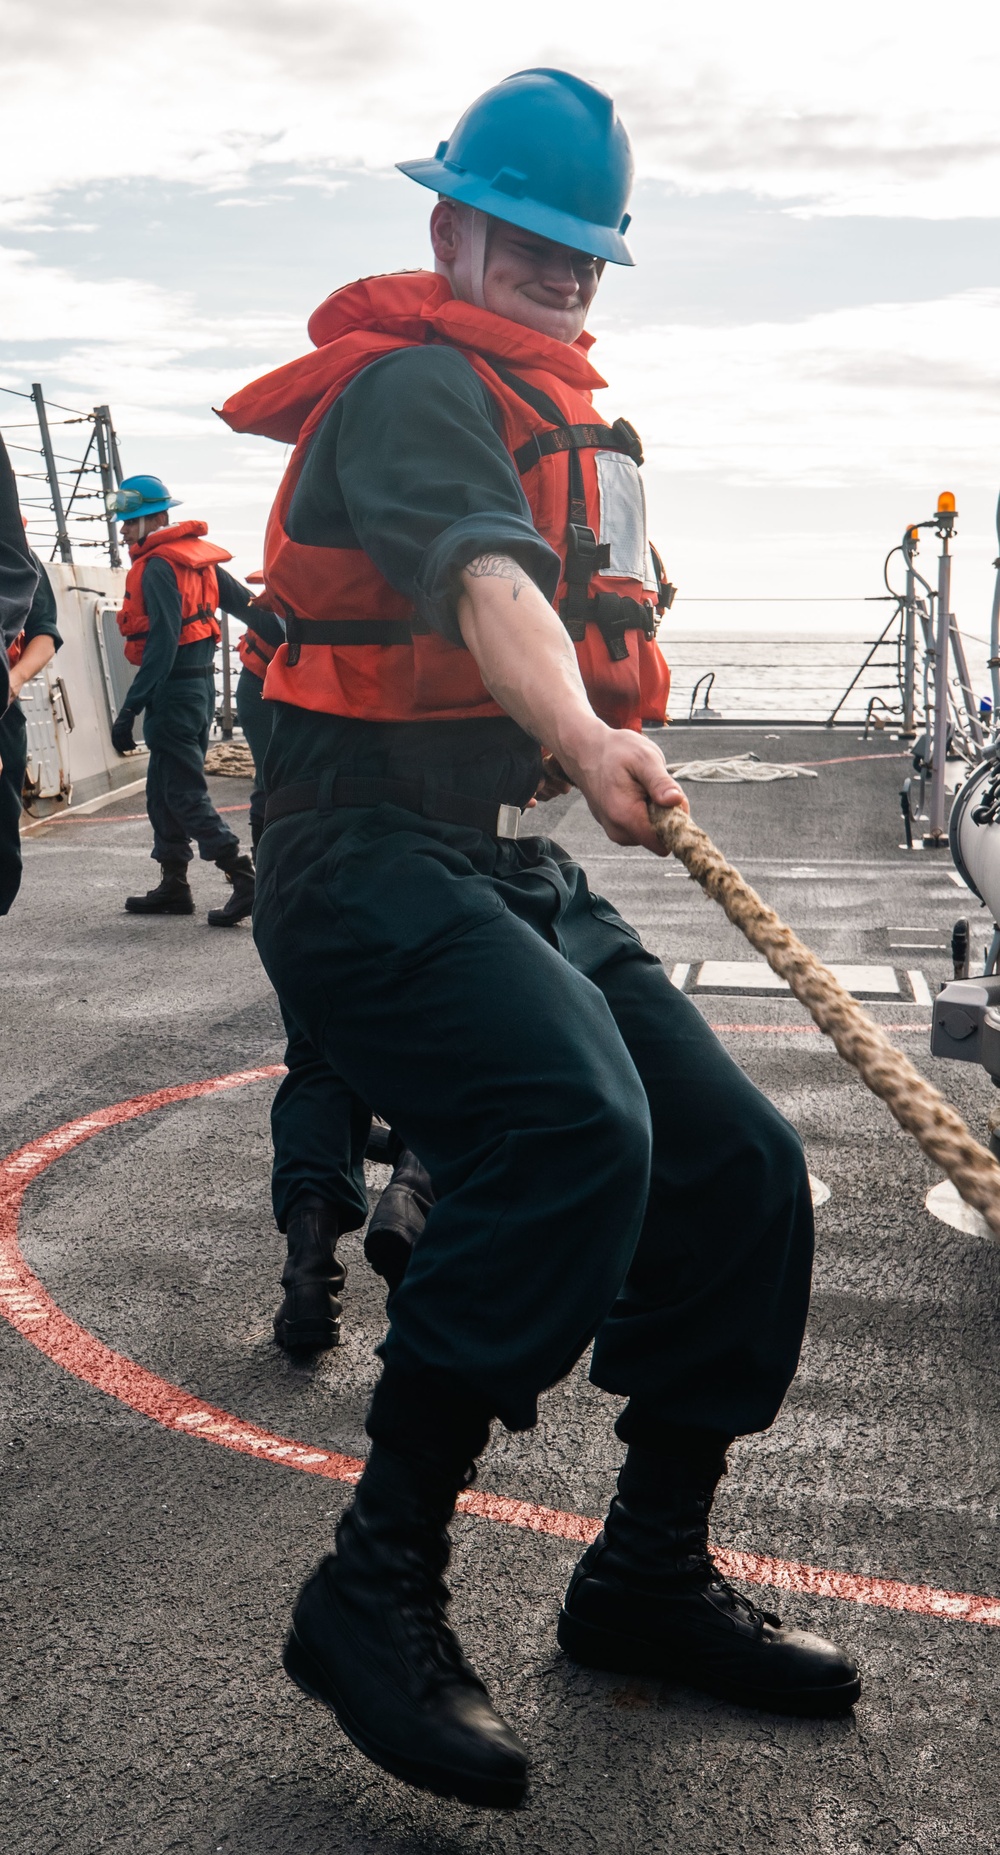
[
  {"xmin": 0, "ymin": 699, "xmax": 27, "ymax": 915},
  {"xmin": 235, "ymin": 666, "xmax": 271, "ymax": 842},
  {"xmin": 241, "ymin": 667, "xmax": 374, "ymax": 1230},
  {"xmin": 254, "ymin": 805, "xmax": 814, "ymax": 1439},
  {"xmin": 142, "ymin": 672, "xmax": 239, "ymax": 867}
]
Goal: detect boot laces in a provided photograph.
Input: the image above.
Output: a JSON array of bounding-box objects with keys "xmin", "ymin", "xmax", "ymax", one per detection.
[
  {"xmin": 705, "ymin": 1555, "xmax": 781, "ymax": 1630},
  {"xmin": 395, "ymin": 1542, "xmax": 476, "ymax": 1688}
]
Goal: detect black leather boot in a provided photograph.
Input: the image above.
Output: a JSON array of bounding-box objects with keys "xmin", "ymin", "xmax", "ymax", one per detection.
[
  {"xmin": 125, "ymin": 861, "xmax": 195, "ymax": 915},
  {"xmin": 272, "ymin": 1196, "xmax": 345, "ymax": 1352},
  {"xmin": 283, "ymin": 1443, "xmax": 528, "ymax": 1809},
  {"xmin": 364, "ymin": 1117, "xmax": 404, "ymax": 1166},
  {"xmin": 558, "ymin": 1443, "xmax": 861, "ymax": 1716},
  {"xmin": 364, "ymin": 1148, "xmax": 434, "ymax": 1291},
  {"xmin": 207, "ymin": 850, "xmax": 255, "ymax": 926}
]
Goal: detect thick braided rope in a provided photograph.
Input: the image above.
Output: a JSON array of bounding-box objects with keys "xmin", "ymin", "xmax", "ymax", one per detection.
[{"xmin": 650, "ymin": 803, "xmax": 1000, "ymax": 1240}]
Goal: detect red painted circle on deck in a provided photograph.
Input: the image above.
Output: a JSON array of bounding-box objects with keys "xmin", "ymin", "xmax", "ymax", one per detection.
[{"xmin": 0, "ymin": 1069, "xmax": 995, "ymax": 1629}]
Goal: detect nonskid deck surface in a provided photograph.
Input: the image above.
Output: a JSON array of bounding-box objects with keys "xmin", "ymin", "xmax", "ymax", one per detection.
[{"xmin": 1, "ymin": 737, "xmax": 997, "ymax": 1855}]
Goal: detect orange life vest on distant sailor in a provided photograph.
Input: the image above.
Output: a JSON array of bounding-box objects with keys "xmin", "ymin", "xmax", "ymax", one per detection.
[
  {"xmin": 117, "ymin": 521, "xmax": 229, "ymax": 667},
  {"xmin": 237, "ymin": 622, "xmax": 279, "ymax": 677},
  {"xmin": 237, "ymin": 582, "xmax": 283, "ymax": 679},
  {"xmin": 7, "ymin": 632, "xmax": 24, "ymax": 668},
  {"xmin": 220, "ymin": 272, "xmax": 671, "ymax": 730}
]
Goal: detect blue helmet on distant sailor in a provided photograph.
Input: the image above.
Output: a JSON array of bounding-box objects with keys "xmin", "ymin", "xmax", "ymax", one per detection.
[{"xmin": 108, "ymin": 475, "xmax": 180, "ymax": 525}]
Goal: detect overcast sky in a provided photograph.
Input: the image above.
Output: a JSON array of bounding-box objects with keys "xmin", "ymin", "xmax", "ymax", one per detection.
[{"xmin": 2, "ymin": 0, "xmax": 999, "ymax": 650}]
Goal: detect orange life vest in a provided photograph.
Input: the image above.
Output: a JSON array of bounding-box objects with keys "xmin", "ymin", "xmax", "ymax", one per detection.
[
  {"xmin": 7, "ymin": 631, "xmax": 24, "ymax": 669},
  {"xmin": 237, "ymin": 625, "xmax": 277, "ymax": 677},
  {"xmin": 117, "ymin": 521, "xmax": 229, "ymax": 668},
  {"xmin": 237, "ymin": 597, "xmax": 282, "ymax": 678},
  {"xmin": 220, "ymin": 272, "xmax": 671, "ymax": 731}
]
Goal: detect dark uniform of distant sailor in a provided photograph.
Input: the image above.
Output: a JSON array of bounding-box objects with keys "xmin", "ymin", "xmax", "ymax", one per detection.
[
  {"xmin": 108, "ymin": 473, "xmax": 256, "ymax": 925},
  {"xmin": 223, "ymin": 69, "xmax": 861, "ymax": 1811},
  {"xmin": 238, "ymin": 578, "xmax": 437, "ymax": 1348},
  {"xmin": 234, "ymin": 579, "xmax": 285, "ymax": 857},
  {"xmin": 0, "ymin": 551, "xmax": 62, "ymax": 916},
  {"xmin": 0, "ymin": 435, "xmax": 41, "ymax": 915}
]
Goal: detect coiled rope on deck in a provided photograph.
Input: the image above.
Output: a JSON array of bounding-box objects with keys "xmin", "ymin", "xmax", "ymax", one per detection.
[{"xmin": 650, "ymin": 803, "xmax": 1000, "ymax": 1240}]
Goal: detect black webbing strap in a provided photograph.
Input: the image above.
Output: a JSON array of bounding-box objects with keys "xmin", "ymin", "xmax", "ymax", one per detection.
[
  {"xmin": 565, "ymin": 592, "xmax": 657, "ymax": 660},
  {"xmin": 514, "ymin": 423, "xmax": 633, "ymax": 473},
  {"xmin": 168, "ymin": 662, "xmax": 215, "ymax": 679},
  {"xmin": 242, "ymin": 632, "xmax": 272, "ymax": 667},
  {"xmin": 486, "ymin": 358, "xmax": 566, "ymax": 426},
  {"xmin": 263, "ymin": 771, "xmax": 524, "ymax": 838},
  {"xmin": 281, "ymin": 609, "xmax": 415, "ymax": 666},
  {"xmin": 484, "ymin": 360, "xmax": 655, "ymax": 663},
  {"xmin": 487, "ymin": 357, "xmax": 644, "ymax": 477}
]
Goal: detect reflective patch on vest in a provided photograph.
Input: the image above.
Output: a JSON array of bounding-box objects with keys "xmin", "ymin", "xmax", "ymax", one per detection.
[{"xmin": 594, "ymin": 451, "xmax": 648, "ymax": 582}]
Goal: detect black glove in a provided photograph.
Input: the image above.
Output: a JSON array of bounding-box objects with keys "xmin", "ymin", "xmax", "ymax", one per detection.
[{"xmin": 111, "ymin": 709, "xmax": 136, "ymax": 756}]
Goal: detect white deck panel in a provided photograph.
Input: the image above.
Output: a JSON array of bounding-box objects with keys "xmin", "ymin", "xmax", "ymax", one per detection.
[{"xmin": 695, "ymin": 961, "xmax": 901, "ymax": 997}]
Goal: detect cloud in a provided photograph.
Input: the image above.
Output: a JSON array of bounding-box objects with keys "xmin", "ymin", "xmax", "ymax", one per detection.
[
  {"xmin": 0, "ymin": 244, "xmax": 188, "ymax": 343},
  {"xmin": 3, "ymin": 0, "xmax": 1000, "ymax": 217},
  {"xmin": 592, "ymin": 288, "xmax": 1000, "ymax": 490}
]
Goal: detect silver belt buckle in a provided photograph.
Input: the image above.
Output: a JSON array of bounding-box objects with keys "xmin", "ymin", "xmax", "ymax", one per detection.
[{"xmin": 496, "ymin": 803, "xmax": 521, "ymax": 840}]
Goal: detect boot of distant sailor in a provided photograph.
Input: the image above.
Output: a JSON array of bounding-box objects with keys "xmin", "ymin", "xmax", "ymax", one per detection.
[
  {"xmin": 207, "ymin": 850, "xmax": 256, "ymax": 927},
  {"xmin": 364, "ymin": 1148, "xmax": 434, "ymax": 1291},
  {"xmin": 558, "ymin": 1437, "xmax": 861, "ymax": 1716},
  {"xmin": 124, "ymin": 860, "xmax": 195, "ymax": 915},
  {"xmin": 272, "ymin": 1194, "xmax": 345, "ymax": 1352}
]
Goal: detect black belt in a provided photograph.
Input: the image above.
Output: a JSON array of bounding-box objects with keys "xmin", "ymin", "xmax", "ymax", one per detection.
[
  {"xmin": 168, "ymin": 663, "xmax": 215, "ymax": 680},
  {"xmin": 264, "ymin": 772, "xmax": 524, "ymax": 839}
]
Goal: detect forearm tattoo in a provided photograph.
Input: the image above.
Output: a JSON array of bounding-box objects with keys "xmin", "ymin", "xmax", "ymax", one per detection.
[{"xmin": 464, "ymin": 554, "xmax": 531, "ymax": 601}]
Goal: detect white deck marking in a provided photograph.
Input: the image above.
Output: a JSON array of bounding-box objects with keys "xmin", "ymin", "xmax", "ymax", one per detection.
[
  {"xmin": 669, "ymin": 962, "xmax": 691, "ymax": 990},
  {"xmin": 808, "ymin": 1175, "xmax": 831, "ymax": 1207},
  {"xmin": 698, "ymin": 961, "xmax": 788, "ymax": 991},
  {"xmin": 695, "ymin": 961, "xmax": 900, "ymax": 997},
  {"xmin": 925, "ymin": 1180, "xmax": 993, "ymax": 1240},
  {"xmin": 907, "ymin": 971, "xmax": 934, "ymax": 1007}
]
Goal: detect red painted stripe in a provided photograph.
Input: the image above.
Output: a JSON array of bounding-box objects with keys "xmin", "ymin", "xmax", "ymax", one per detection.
[
  {"xmin": 794, "ymin": 753, "xmax": 909, "ymax": 767},
  {"xmin": 1, "ymin": 1072, "xmax": 996, "ymax": 1630}
]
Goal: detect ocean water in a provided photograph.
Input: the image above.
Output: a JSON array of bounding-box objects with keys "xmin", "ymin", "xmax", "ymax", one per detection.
[
  {"xmin": 213, "ymin": 625, "xmax": 993, "ymax": 731},
  {"xmin": 661, "ymin": 629, "xmax": 992, "ymax": 726}
]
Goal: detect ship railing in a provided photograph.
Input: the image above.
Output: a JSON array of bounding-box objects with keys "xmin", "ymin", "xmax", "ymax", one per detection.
[{"xmin": 0, "ymin": 382, "xmax": 123, "ymax": 568}]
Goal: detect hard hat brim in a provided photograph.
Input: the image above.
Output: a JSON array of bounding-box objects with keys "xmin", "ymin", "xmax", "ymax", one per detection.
[
  {"xmin": 397, "ymin": 158, "xmax": 634, "ymax": 266},
  {"xmin": 115, "ymin": 495, "xmax": 181, "ymax": 525}
]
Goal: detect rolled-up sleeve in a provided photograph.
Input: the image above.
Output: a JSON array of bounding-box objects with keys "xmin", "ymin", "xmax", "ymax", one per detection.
[
  {"xmin": 24, "ymin": 554, "xmax": 62, "ymax": 649},
  {"xmin": 315, "ymin": 345, "xmax": 561, "ymax": 645},
  {"xmin": 0, "ymin": 437, "xmax": 37, "ymax": 639}
]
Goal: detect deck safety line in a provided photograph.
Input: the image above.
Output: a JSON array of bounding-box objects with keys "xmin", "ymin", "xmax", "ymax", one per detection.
[
  {"xmin": 25, "ymin": 802, "xmax": 250, "ymax": 828},
  {"xmin": 0, "ymin": 1070, "xmax": 996, "ymax": 1631}
]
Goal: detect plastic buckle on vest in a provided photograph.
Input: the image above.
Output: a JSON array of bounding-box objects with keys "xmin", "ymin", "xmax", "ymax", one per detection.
[
  {"xmin": 560, "ymin": 523, "xmax": 611, "ymax": 639},
  {"xmin": 496, "ymin": 804, "xmax": 521, "ymax": 840},
  {"xmin": 565, "ymin": 522, "xmax": 611, "ymax": 580},
  {"xmin": 609, "ymin": 418, "xmax": 644, "ymax": 466},
  {"xmin": 284, "ymin": 607, "xmax": 303, "ymax": 667},
  {"xmin": 591, "ymin": 591, "xmax": 632, "ymax": 663}
]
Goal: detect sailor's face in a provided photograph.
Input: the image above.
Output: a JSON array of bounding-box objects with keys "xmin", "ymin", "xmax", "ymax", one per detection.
[
  {"xmin": 483, "ymin": 223, "xmax": 602, "ymax": 343},
  {"xmin": 121, "ymin": 512, "xmax": 168, "ymax": 546}
]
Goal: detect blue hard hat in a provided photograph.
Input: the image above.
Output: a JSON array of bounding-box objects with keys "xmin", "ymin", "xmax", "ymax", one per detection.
[
  {"xmin": 398, "ymin": 68, "xmax": 635, "ymax": 266},
  {"xmin": 107, "ymin": 473, "xmax": 180, "ymax": 524}
]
